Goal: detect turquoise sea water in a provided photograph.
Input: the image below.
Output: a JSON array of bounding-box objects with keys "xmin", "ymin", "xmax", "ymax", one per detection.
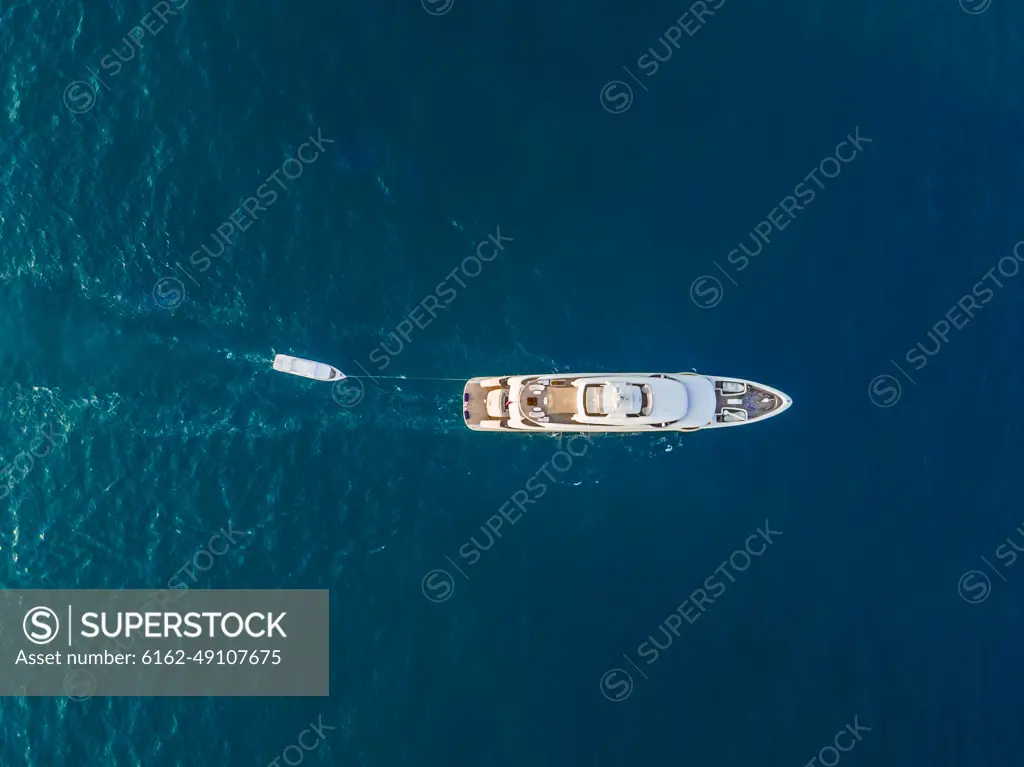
[{"xmin": 2, "ymin": 0, "xmax": 1024, "ymax": 764}]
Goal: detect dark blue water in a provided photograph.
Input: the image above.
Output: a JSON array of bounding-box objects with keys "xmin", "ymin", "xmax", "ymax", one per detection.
[{"xmin": 2, "ymin": 0, "xmax": 1022, "ymax": 764}]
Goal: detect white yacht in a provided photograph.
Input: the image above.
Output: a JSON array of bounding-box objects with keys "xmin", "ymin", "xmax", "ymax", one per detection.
[
  {"xmin": 462, "ymin": 373, "xmax": 792, "ymax": 432},
  {"xmin": 272, "ymin": 354, "xmax": 345, "ymax": 382}
]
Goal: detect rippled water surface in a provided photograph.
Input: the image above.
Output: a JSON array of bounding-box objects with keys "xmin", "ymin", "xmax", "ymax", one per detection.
[{"xmin": 1, "ymin": 0, "xmax": 1022, "ymax": 765}]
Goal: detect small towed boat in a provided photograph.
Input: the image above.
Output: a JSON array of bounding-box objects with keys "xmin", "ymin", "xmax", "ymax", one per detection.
[{"xmin": 272, "ymin": 354, "xmax": 345, "ymax": 382}]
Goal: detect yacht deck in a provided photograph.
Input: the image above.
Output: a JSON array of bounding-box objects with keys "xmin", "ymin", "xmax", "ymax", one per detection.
[
  {"xmin": 519, "ymin": 381, "xmax": 578, "ymax": 424},
  {"xmin": 713, "ymin": 381, "xmax": 783, "ymax": 423}
]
